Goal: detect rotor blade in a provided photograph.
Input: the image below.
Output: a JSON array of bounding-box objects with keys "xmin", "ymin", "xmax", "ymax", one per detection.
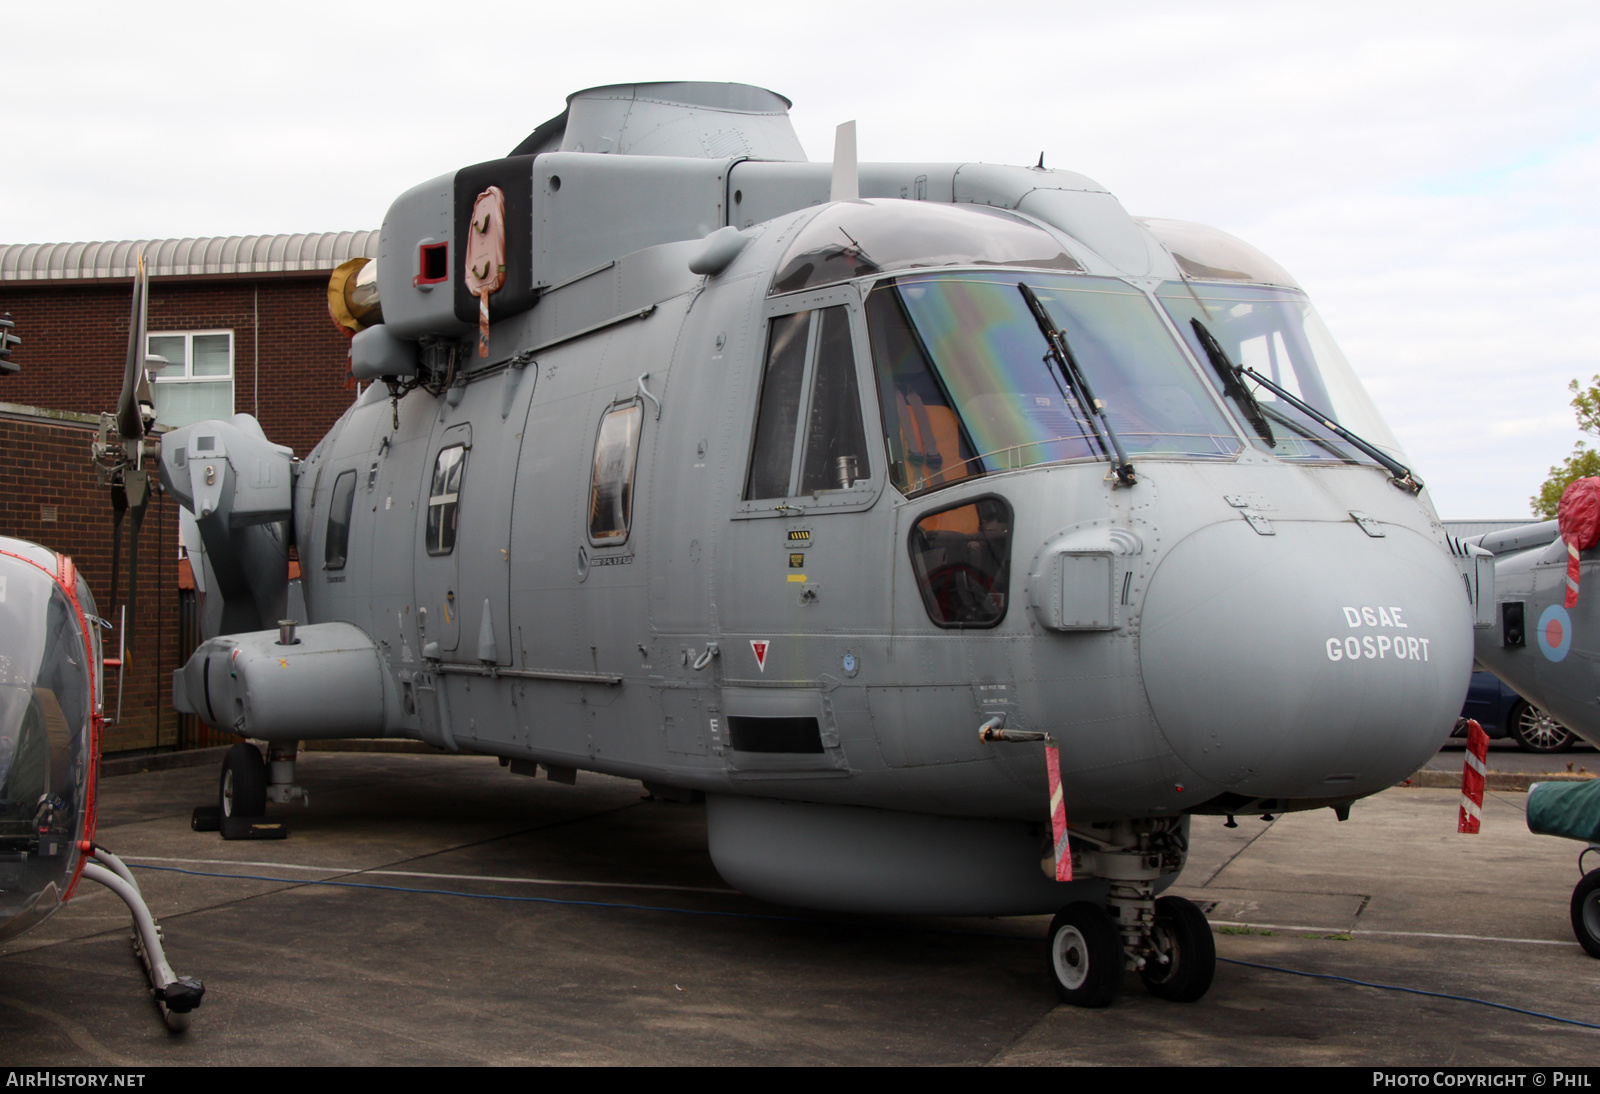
[
  {"xmin": 108, "ymin": 484, "xmax": 127, "ymax": 617},
  {"xmin": 116, "ymin": 251, "xmax": 148, "ymax": 443},
  {"xmin": 125, "ymin": 469, "xmax": 149, "ymax": 657}
]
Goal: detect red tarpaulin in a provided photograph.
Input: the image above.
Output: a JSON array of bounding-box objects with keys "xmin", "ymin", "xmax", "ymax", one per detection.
[{"xmin": 1558, "ymin": 477, "xmax": 1600, "ymax": 607}]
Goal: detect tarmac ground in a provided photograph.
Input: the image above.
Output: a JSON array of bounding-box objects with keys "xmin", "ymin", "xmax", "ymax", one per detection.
[{"xmin": 1, "ymin": 750, "xmax": 1597, "ymax": 1067}]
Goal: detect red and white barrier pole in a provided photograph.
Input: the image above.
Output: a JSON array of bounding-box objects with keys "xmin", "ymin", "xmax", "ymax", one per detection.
[
  {"xmin": 1046, "ymin": 743, "xmax": 1072, "ymax": 881},
  {"xmin": 978, "ymin": 721, "xmax": 1072, "ymax": 879},
  {"xmin": 1458, "ymin": 718, "xmax": 1488, "ymax": 833}
]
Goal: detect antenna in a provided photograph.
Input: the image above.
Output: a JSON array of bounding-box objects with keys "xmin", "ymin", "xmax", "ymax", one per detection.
[{"xmin": 830, "ymin": 120, "xmax": 859, "ymax": 202}]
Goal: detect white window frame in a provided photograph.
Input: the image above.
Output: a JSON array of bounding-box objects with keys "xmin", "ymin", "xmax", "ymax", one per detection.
[{"xmin": 147, "ymin": 329, "xmax": 235, "ymax": 427}]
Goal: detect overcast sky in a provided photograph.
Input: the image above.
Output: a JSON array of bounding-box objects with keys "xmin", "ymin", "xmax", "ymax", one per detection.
[{"xmin": 4, "ymin": 1, "xmax": 1596, "ymax": 518}]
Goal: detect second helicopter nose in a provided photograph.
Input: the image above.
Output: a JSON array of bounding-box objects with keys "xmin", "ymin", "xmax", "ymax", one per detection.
[{"xmin": 1138, "ymin": 519, "xmax": 1472, "ymax": 802}]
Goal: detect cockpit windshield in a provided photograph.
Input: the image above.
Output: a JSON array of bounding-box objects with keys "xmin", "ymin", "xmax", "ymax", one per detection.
[
  {"xmin": 866, "ymin": 271, "xmax": 1243, "ymax": 495},
  {"xmin": 771, "ymin": 200, "xmax": 1081, "ymax": 296},
  {"xmin": 0, "ymin": 555, "xmax": 91, "ymax": 937},
  {"xmin": 1155, "ymin": 282, "xmax": 1405, "ymax": 465}
]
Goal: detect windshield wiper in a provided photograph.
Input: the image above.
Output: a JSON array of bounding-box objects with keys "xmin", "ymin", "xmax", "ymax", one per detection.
[
  {"xmin": 1189, "ymin": 317, "xmax": 1422, "ymax": 493},
  {"xmin": 1189, "ymin": 318, "xmax": 1276, "ymax": 448},
  {"xmin": 1018, "ymin": 283, "xmax": 1136, "ymax": 487}
]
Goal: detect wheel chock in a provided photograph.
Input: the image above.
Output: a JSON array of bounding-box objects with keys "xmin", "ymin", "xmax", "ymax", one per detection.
[{"xmin": 220, "ymin": 816, "xmax": 288, "ymax": 841}]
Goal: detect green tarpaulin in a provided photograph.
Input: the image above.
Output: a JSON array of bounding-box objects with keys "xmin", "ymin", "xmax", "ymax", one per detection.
[{"xmin": 1526, "ymin": 779, "xmax": 1600, "ymax": 843}]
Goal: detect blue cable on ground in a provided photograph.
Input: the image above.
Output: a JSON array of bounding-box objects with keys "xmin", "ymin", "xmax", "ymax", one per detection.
[
  {"xmin": 1219, "ymin": 957, "xmax": 1600, "ymax": 1031},
  {"xmin": 131, "ymin": 863, "xmax": 1600, "ymax": 1031}
]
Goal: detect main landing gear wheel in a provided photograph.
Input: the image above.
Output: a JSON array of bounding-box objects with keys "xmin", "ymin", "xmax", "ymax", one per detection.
[
  {"xmin": 1140, "ymin": 895, "xmax": 1217, "ymax": 1002},
  {"xmin": 1047, "ymin": 902, "xmax": 1124, "ymax": 1007},
  {"xmin": 1572, "ymin": 869, "xmax": 1600, "ymax": 959},
  {"xmin": 220, "ymin": 743, "xmax": 267, "ymax": 821}
]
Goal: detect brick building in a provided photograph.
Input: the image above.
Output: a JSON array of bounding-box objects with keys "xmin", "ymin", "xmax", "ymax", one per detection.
[{"xmin": 0, "ymin": 232, "xmax": 375, "ymax": 754}]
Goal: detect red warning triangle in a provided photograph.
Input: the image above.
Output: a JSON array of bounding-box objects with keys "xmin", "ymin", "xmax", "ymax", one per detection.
[{"xmin": 750, "ymin": 639, "xmax": 770, "ymax": 671}]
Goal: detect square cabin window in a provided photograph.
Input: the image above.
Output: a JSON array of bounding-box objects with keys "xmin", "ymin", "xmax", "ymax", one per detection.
[
  {"xmin": 324, "ymin": 470, "xmax": 357, "ymax": 570},
  {"xmin": 589, "ymin": 402, "xmax": 643, "ymax": 545},
  {"xmin": 426, "ymin": 445, "xmax": 466, "ymax": 556},
  {"xmin": 148, "ymin": 331, "xmax": 234, "ymax": 429}
]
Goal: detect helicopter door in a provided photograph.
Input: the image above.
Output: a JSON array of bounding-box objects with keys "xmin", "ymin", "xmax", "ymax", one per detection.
[
  {"xmin": 417, "ymin": 423, "xmax": 471, "ymax": 653},
  {"xmin": 576, "ymin": 396, "xmax": 649, "ymax": 667},
  {"xmin": 307, "ymin": 399, "xmax": 386, "ymax": 624},
  {"xmin": 722, "ymin": 291, "xmax": 887, "ymax": 665}
]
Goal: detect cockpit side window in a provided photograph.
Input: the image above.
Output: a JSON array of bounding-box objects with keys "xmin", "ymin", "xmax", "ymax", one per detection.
[
  {"xmin": 745, "ymin": 305, "xmax": 871, "ymax": 501},
  {"xmin": 588, "ymin": 402, "xmax": 643, "ymax": 545},
  {"xmin": 746, "ymin": 312, "xmax": 810, "ymax": 500},
  {"xmin": 908, "ymin": 495, "xmax": 1012, "ymax": 628},
  {"xmin": 798, "ymin": 308, "xmax": 870, "ymax": 495},
  {"xmin": 325, "ymin": 470, "xmax": 357, "ymax": 569},
  {"xmin": 425, "ymin": 446, "xmax": 466, "ymax": 556}
]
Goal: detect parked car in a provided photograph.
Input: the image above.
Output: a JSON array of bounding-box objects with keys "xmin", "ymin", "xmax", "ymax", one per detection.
[{"xmin": 1457, "ymin": 670, "xmax": 1580, "ymax": 753}]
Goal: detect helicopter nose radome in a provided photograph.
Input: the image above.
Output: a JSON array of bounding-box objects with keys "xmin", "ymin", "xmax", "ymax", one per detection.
[{"xmin": 1138, "ymin": 519, "xmax": 1471, "ymax": 803}]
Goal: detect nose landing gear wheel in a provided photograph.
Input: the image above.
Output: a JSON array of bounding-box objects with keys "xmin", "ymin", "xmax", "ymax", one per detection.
[
  {"xmin": 1573, "ymin": 869, "xmax": 1600, "ymax": 959},
  {"xmin": 1047, "ymin": 902, "xmax": 1123, "ymax": 1007},
  {"xmin": 1139, "ymin": 895, "xmax": 1216, "ymax": 1002}
]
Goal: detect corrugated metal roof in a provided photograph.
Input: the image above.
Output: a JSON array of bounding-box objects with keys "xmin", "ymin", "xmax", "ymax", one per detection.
[{"xmin": 0, "ymin": 231, "xmax": 379, "ymax": 282}]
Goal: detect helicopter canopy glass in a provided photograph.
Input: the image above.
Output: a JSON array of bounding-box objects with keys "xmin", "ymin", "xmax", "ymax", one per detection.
[
  {"xmin": 866, "ymin": 271, "xmax": 1243, "ymax": 496},
  {"xmin": 771, "ymin": 200, "xmax": 1081, "ymax": 296},
  {"xmin": 0, "ymin": 554, "xmax": 92, "ymax": 942},
  {"xmin": 1137, "ymin": 218, "xmax": 1301, "ymax": 289},
  {"xmin": 1155, "ymin": 282, "xmax": 1405, "ymax": 465}
]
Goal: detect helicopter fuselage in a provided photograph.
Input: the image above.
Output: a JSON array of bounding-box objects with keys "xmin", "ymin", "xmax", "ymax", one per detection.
[{"xmin": 165, "ymin": 83, "xmax": 1478, "ymax": 917}]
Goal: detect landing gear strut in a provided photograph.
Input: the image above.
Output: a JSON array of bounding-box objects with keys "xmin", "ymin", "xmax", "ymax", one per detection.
[
  {"xmin": 1046, "ymin": 817, "xmax": 1216, "ymax": 1006},
  {"xmin": 81, "ymin": 846, "xmax": 204, "ymax": 1031},
  {"xmin": 264, "ymin": 742, "xmax": 308, "ymax": 807}
]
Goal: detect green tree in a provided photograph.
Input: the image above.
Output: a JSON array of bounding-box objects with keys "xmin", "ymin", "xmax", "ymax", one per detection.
[{"xmin": 1533, "ymin": 374, "xmax": 1600, "ymax": 517}]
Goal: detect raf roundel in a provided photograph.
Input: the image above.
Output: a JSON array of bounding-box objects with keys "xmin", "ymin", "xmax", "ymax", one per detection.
[{"xmin": 1537, "ymin": 603, "xmax": 1573, "ymax": 662}]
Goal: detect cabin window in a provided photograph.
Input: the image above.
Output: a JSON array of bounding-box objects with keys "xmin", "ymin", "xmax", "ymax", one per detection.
[
  {"xmin": 744, "ymin": 305, "xmax": 870, "ymax": 500},
  {"xmin": 588, "ymin": 402, "xmax": 643, "ymax": 545},
  {"xmin": 908, "ymin": 495, "xmax": 1012, "ymax": 628},
  {"xmin": 324, "ymin": 470, "xmax": 357, "ymax": 570},
  {"xmin": 426, "ymin": 445, "xmax": 466, "ymax": 556}
]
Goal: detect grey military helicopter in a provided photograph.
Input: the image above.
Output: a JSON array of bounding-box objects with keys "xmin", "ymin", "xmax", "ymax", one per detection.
[
  {"xmin": 1468, "ymin": 484, "xmax": 1600, "ymax": 957},
  {"xmin": 143, "ymin": 82, "xmax": 1486, "ymax": 1007},
  {"xmin": 1470, "ymin": 497, "xmax": 1600, "ymax": 749}
]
